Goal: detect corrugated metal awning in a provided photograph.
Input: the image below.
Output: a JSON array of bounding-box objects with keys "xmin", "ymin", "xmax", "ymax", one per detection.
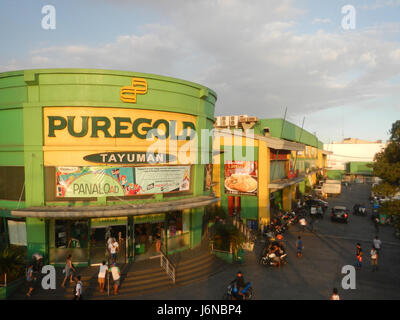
[
  {"xmin": 11, "ymin": 196, "xmax": 219, "ymax": 219},
  {"xmin": 269, "ymin": 176, "xmax": 305, "ymax": 191}
]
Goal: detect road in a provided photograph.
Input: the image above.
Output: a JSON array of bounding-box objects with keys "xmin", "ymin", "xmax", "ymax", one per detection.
[{"xmin": 137, "ymin": 183, "xmax": 400, "ymax": 300}]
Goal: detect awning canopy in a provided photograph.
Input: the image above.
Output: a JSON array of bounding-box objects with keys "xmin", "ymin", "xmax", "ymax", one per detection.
[
  {"xmin": 269, "ymin": 176, "xmax": 305, "ymax": 191},
  {"xmin": 11, "ymin": 196, "xmax": 219, "ymax": 219},
  {"xmin": 214, "ymin": 129, "xmax": 305, "ymax": 151}
]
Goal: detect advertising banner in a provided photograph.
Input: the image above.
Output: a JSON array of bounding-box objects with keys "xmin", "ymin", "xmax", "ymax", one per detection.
[
  {"xmin": 224, "ymin": 161, "xmax": 258, "ymax": 196},
  {"xmin": 135, "ymin": 166, "xmax": 191, "ymax": 194},
  {"xmin": 56, "ymin": 166, "xmax": 190, "ymax": 198}
]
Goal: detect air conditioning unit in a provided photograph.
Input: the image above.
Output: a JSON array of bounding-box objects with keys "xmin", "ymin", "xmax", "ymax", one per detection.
[
  {"xmin": 239, "ymin": 115, "xmax": 248, "ymax": 123},
  {"xmin": 229, "ymin": 116, "xmax": 239, "ymax": 127},
  {"xmin": 247, "ymin": 116, "xmax": 258, "ymax": 122},
  {"xmin": 215, "ymin": 117, "xmax": 222, "ymax": 127},
  {"xmin": 220, "ymin": 119, "xmax": 229, "ymax": 127},
  {"xmin": 221, "ymin": 116, "xmax": 229, "ymax": 121}
]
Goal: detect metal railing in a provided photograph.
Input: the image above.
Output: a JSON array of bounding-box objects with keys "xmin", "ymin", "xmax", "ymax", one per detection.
[
  {"xmin": 231, "ymin": 216, "xmax": 254, "ymax": 242},
  {"xmin": 160, "ymin": 250, "xmax": 176, "ymax": 284},
  {"xmin": 209, "ymin": 240, "xmax": 232, "ymax": 255}
]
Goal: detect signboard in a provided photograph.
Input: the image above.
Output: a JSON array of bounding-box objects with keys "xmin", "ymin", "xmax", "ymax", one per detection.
[
  {"xmin": 56, "ymin": 165, "xmax": 191, "ymax": 198},
  {"xmin": 224, "ymin": 161, "xmax": 258, "ymax": 196},
  {"xmin": 134, "ymin": 214, "xmax": 166, "ymax": 224},
  {"xmin": 43, "ymin": 107, "xmax": 197, "ymax": 147},
  {"xmin": 91, "ymin": 217, "xmax": 128, "ymax": 228},
  {"xmin": 135, "ymin": 166, "xmax": 190, "ymax": 194},
  {"xmin": 83, "ymin": 152, "xmax": 176, "ymax": 164}
]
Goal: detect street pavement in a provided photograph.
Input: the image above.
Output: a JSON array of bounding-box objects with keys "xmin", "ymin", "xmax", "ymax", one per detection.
[{"xmin": 136, "ymin": 183, "xmax": 400, "ymax": 300}]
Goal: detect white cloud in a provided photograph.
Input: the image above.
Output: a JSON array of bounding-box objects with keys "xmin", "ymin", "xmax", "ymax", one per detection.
[
  {"xmin": 312, "ymin": 18, "xmax": 331, "ymax": 24},
  {"xmin": 2, "ymin": 0, "xmax": 400, "ymax": 122},
  {"xmin": 359, "ymin": 0, "xmax": 400, "ymax": 10}
]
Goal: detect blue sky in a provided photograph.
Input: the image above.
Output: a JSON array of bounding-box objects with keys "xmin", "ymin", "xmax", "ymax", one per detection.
[{"xmin": 1, "ymin": 0, "xmax": 399, "ymax": 143}]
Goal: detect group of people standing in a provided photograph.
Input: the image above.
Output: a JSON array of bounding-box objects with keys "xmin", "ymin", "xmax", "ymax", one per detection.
[{"xmin": 355, "ymin": 236, "xmax": 382, "ymax": 272}]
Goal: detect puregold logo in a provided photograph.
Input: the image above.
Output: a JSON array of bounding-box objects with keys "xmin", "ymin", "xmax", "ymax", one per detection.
[{"xmin": 120, "ymin": 77, "xmax": 148, "ymax": 103}]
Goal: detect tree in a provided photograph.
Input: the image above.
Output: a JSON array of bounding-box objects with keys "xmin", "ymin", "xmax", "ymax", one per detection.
[
  {"xmin": 211, "ymin": 223, "xmax": 245, "ymax": 253},
  {"xmin": 0, "ymin": 246, "xmax": 26, "ymax": 284},
  {"xmin": 372, "ymin": 120, "xmax": 400, "ymax": 197},
  {"xmin": 372, "ymin": 121, "xmax": 400, "ymax": 235}
]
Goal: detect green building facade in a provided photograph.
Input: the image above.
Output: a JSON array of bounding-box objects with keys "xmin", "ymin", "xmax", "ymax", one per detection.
[{"xmin": 0, "ymin": 69, "xmax": 218, "ymax": 266}]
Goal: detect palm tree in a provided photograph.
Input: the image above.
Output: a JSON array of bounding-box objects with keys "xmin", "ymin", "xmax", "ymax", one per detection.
[
  {"xmin": 0, "ymin": 247, "xmax": 26, "ymax": 284},
  {"xmin": 212, "ymin": 223, "xmax": 245, "ymax": 253}
]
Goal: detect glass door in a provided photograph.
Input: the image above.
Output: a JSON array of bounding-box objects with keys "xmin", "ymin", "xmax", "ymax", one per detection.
[{"xmin": 90, "ymin": 224, "xmax": 128, "ymax": 265}]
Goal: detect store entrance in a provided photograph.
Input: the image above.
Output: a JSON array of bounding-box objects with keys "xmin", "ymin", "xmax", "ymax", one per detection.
[
  {"xmin": 90, "ymin": 224, "xmax": 127, "ymax": 265},
  {"xmin": 134, "ymin": 222, "xmax": 163, "ymax": 262}
]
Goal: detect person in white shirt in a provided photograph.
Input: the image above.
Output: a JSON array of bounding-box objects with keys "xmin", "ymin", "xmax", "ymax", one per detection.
[
  {"xmin": 299, "ymin": 217, "xmax": 307, "ymax": 233},
  {"xmin": 373, "ymin": 236, "xmax": 382, "ymax": 254},
  {"xmin": 370, "ymin": 246, "xmax": 378, "ymax": 271},
  {"xmin": 330, "ymin": 288, "xmax": 340, "ymax": 300},
  {"xmin": 310, "ymin": 206, "xmax": 317, "ymax": 216},
  {"xmin": 98, "ymin": 260, "xmax": 108, "ymax": 293},
  {"xmin": 108, "ymin": 238, "xmax": 119, "ymax": 263},
  {"xmin": 109, "ymin": 263, "xmax": 121, "ymax": 295},
  {"xmin": 73, "ymin": 275, "xmax": 83, "ymax": 300}
]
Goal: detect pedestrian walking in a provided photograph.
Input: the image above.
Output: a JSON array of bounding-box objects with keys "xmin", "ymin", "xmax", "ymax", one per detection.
[
  {"xmin": 299, "ymin": 217, "xmax": 307, "ymax": 233},
  {"xmin": 330, "ymin": 288, "xmax": 340, "ymax": 300},
  {"xmin": 370, "ymin": 246, "xmax": 378, "ymax": 272},
  {"xmin": 355, "ymin": 243, "xmax": 363, "ymax": 270},
  {"xmin": 374, "ymin": 217, "xmax": 380, "ymax": 234},
  {"xmin": 98, "ymin": 260, "xmax": 108, "ymax": 293},
  {"xmin": 73, "ymin": 275, "xmax": 83, "ymax": 300},
  {"xmin": 373, "ymin": 236, "xmax": 382, "ymax": 255},
  {"xmin": 61, "ymin": 254, "xmax": 77, "ymax": 288},
  {"xmin": 26, "ymin": 263, "xmax": 36, "ymax": 297},
  {"xmin": 108, "ymin": 237, "xmax": 119, "ymax": 263},
  {"xmin": 109, "ymin": 262, "xmax": 121, "ymax": 295},
  {"xmin": 296, "ymin": 236, "xmax": 303, "ymax": 258},
  {"xmin": 32, "ymin": 253, "xmax": 44, "ymax": 273}
]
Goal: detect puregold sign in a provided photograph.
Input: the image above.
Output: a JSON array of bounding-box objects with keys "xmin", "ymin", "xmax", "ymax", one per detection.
[
  {"xmin": 120, "ymin": 77, "xmax": 148, "ymax": 103},
  {"xmin": 43, "ymin": 107, "xmax": 197, "ymax": 147}
]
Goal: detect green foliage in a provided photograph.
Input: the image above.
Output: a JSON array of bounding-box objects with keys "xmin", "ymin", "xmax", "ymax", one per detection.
[
  {"xmin": 390, "ymin": 120, "xmax": 400, "ymax": 143},
  {"xmin": 0, "ymin": 246, "xmax": 26, "ymax": 283},
  {"xmin": 205, "ymin": 205, "xmax": 227, "ymax": 222},
  {"xmin": 212, "ymin": 223, "xmax": 245, "ymax": 252},
  {"xmin": 380, "ymin": 200, "xmax": 400, "ymax": 217},
  {"xmin": 372, "ymin": 120, "xmax": 400, "ymax": 195},
  {"xmin": 372, "ymin": 182, "xmax": 399, "ymax": 198}
]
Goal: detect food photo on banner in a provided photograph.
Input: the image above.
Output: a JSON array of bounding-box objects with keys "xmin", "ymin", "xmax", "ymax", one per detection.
[
  {"xmin": 55, "ymin": 166, "xmax": 191, "ymax": 198},
  {"xmin": 224, "ymin": 161, "xmax": 258, "ymax": 196}
]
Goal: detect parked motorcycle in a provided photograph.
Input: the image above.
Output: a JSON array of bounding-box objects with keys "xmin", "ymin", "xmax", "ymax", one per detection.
[{"xmin": 260, "ymin": 252, "xmax": 288, "ymax": 267}]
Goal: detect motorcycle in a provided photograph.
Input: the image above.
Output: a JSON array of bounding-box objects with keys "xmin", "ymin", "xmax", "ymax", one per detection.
[
  {"xmin": 260, "ymin": 251, "xmax": 288, "ymax": 267},
  {"xmin": 223, "ymin": 282, "xmax": 253, "ymax": 300}
]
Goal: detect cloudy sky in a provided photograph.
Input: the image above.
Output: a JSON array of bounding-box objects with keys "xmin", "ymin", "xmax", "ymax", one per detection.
[{"xmin": 1, "ymin": 0, "xmax": 399, "ymax": 143}]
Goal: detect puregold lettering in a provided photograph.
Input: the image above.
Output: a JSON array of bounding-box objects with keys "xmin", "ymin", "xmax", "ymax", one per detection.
[{"xmin": 48, "ymin": 116, "xmax": 195, "ymax": 140}]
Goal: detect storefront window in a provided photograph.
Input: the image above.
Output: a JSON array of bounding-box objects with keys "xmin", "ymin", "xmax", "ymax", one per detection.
[
  {"xmin": 0, "ymin": 167, "xmax": 25, "ymax": 201},
  {"xmin": 50, "ymin": 220, "xmax": 89, "ymax": 264},
  {"xmin": 7, "ymin": 219, "xmax": 27, "ymax": 246}
]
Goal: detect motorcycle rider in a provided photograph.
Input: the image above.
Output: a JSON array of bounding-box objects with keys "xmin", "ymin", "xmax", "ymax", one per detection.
[
  {"xmin": 269, "ymin": 244, "xmax": 281, "ymax": 268},
  {"xmin": 230, "ymin": 271, "xmax": 246, "ymax": 300}
]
